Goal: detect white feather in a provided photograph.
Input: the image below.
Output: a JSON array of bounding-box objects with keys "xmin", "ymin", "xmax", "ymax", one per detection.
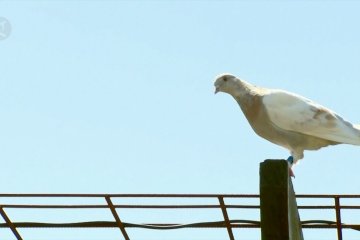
[{"xmin": 262, "ymin": 90, "xmax": 360, "ymax": 145}]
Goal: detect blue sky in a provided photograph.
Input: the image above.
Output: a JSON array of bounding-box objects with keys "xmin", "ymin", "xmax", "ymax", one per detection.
[{"xmin": 1, "ymin": 1, "xmax": 360, "ymax": 239}]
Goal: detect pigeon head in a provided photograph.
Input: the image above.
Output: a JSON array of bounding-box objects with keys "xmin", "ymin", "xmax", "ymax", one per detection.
[{"xmin": 214, "ymin": 73, "xmax": 238, "ymax": 94}]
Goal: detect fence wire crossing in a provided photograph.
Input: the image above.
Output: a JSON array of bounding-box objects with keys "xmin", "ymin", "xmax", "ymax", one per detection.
[{"xmin": 0, "ymin": 194, "xmax": 359, "ymax": 240}]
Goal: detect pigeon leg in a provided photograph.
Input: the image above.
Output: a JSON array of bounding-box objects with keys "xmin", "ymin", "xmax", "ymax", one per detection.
[{"xmin": 287, "ymin": 156, "xmax": 295, "ymax": 178}]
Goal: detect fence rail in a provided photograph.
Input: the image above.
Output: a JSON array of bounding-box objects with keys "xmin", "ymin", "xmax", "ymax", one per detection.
[{"xmin": 0, "ymin": 193, "xmax": 360, "ymax": 240}]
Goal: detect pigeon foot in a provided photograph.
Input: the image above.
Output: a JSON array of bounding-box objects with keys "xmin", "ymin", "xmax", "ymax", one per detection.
[{"xmin": 287, "ymin": 156, "xmax": 295, "ymax": 178}]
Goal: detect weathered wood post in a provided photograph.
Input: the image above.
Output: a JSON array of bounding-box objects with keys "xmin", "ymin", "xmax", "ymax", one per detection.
[{"xmin": 260, "ymin": 160, "xmax": 304, "ymax": 240}]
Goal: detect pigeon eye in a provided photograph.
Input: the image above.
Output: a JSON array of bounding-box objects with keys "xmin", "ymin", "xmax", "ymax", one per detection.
[{"xmin": 223, "ymin": 77, "xmax": 227, "ymax": 82}]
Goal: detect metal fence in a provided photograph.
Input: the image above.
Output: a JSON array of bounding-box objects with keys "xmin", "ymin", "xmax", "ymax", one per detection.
[{"xmin": 0, "ymin": 194, "xmax": 359, "ymax": 240}]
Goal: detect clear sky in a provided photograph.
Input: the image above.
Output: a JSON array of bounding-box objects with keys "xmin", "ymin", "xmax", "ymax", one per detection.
[{"xmin": 1, "ymin": 1, "xmax": 360, "ymax": 239}]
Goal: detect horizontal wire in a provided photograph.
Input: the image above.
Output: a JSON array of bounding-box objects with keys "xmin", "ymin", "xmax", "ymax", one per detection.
[{"xmin": 0, "ymin": 220, "xmax": 359, "ymax": 231}]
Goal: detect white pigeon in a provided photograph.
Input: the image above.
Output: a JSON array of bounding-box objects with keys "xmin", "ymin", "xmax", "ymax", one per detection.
[{"xmin": 214, "ymin": 73, "xmax": 360, "ymax": 175}]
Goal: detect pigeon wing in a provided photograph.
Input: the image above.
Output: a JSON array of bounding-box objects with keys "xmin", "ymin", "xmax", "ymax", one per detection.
[{"xmin": 262, "ymin": 90, "xmax": 360, "ymax": 145}]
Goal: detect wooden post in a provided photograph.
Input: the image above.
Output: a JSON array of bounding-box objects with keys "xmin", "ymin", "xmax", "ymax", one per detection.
[{"xmin": 260, "ymin": 160, "xmax": 303, "ymax": 240}]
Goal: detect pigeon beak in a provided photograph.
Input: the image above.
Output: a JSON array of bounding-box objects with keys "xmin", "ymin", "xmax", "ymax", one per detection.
[{"xmin": 214, "ymin": 87, "xmax": 219, "ymax": 94}]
